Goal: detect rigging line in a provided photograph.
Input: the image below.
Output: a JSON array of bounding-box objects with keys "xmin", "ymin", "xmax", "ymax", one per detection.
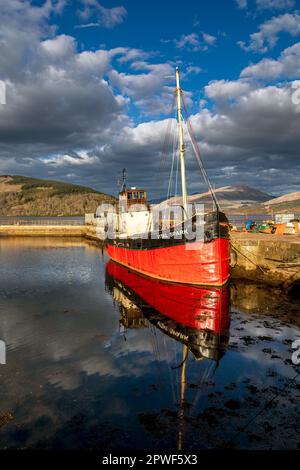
[
  {"xmin": 162, "ymin": 333, "xmax": 178, "ymax": 406},
  {"xmin": 181, "ymin": 92, "xmax": 220, "ymax": 212},
  {"xmin": 183, "ymin": 354, "xmax": 215, "ymax": 421},
  {"xmin": 152, "ymin": 325, "xmax": 162, "ymax": 365},
  {"xmin": 171, "ymin": 338, "xmax": 181, "ymax": 405},
  {"xmin": 149, "ymin": 322, "xmax": 160, "ymax": 364},
  {"xmin": 175, "ymin": 344, "xmax": 181, "ymax": 404},
  {"xmin": 168, "ymin": 105, "xmax": 178, "ymax": 197},
  {"xmin": 224, "ymin": 369, "xmax": 300, "ymax": 448},
  {"xmin": 203, "ymin": 361, "xmax": 214, "ymax": 381},
  {"xmin": 158, "ymin": 107, "xmax": 178, "ymax": 224},
  {"xmin": 150, "ymin": 325, "xmax": 168, "ymax": 395},
  {"xmin": 175, "ymin": 130, "xmax": 180, "ymax": 198},
  {"xmin": 167, "ymin": 105, "xmax": 180, "ymax": 200},
  {"xmin": 165, "ymin": 126, "xmax": 178, "ymax": 226},
  {"xmin": 151, "ymin": 324, "xmax": 177, "ymax": 404},
  {"xmin": 172, "ymin": 118, "xmax": 179, "ymax": 198},
  {"xmin": 186, "ymin": 125, "xmax": 219, "ymax": 216},
  {"xmin": 156, "ymin": 93, "xmax": 176, "ymax": 199},
  {"xmin": 185, "ymin": 115, "xmax": 219, "ymax": 212},
  {"xmin": 189, "ymin": 359, "xmax": 217, "ymax": 414},
  {"xmin": 183, "ymin": 97, "xmax": 218, "ymax": 209},
  {"xmin": 171, "ymin": 345, "xmax": 189, "ymax": 370},
  {"xmin": 166, "ymin": 340, "xmax": 178, "ymax": 406},
  {"xmin": 167, "ymin": 126, "xmax": 176, "ymax": 200},
  {"xmin": 158, "ymin": 115, "xmax": 174, "ymax": 191}
]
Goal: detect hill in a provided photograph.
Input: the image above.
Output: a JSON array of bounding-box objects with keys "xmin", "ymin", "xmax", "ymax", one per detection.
[
  {"xmin": 229, "ymin": 190, "xmax": 300, "ymax": 215},
  {"xmin": 263, "ymin": 191, "xmax": 300, "ymax": 208},
  {"xmin": 254, "ymin": 190, "xmax": 300, "ymax": 214},
  {"xmin": 157, "ymin": 185, "xmax": 273, "ymax": 211},
  {"xmin": 0, "ymin": 175, "xmax": 116, "ymax": 216}
]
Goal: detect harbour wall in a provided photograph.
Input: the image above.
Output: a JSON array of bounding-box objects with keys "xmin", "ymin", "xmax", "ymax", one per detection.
[
  {"xmin": 0, "ymin": 225, "xmax": 86, "ymax": 237},
  {"xmin": 230, "ymin": 232, "xmax": 300, "ymax": 291}
]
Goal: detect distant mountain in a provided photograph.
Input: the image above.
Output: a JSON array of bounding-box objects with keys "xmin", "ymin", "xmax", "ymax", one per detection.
[
  {"xmin": 261, "ymin": 190, "xmax": 300, "ymax": 213},
  {"xmin": 263, "ymin": 191, "xmax": 300, "ymax": 206},
  {"xmin": 0, "ymin": 175, "xmax": 115, "ymax": 216},
  {"xmin": 156, "ymin": 185, "xmax": 274, "ymax": 210}
]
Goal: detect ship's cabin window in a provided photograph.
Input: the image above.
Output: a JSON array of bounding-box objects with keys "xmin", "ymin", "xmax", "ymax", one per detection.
[{"xmin": 127, "ymin": 190, "xmax": 145, "ymax": 200}]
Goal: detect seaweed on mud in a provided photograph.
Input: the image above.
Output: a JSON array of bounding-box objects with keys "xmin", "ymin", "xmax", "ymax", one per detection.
[
  {"xmin": 224, "ymin": 400, "xmax": 240, "ymax": 410},
  {"xmin": 258, "ymin": 335, "xmax": 273, "ymax": 341}
]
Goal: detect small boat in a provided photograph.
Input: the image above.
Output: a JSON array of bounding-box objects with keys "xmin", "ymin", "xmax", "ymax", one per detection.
[{"xmin": 104, "ymin": 68, "xmax": 230, "ymax": 286}]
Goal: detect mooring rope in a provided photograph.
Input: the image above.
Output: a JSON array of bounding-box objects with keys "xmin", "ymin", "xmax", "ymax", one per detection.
[{"xmin": 230, "ymin": 238, "xmax": 268, "ymax": 274}]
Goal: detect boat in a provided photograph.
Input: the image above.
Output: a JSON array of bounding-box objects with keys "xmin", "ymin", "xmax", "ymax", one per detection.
[
  {"xmin": 103, "ymin": 67, "xmax": 230, "ymax": 286},
  {"xmin": 105, "ymin": 260, "xmax": 230, "ymax": 361}
]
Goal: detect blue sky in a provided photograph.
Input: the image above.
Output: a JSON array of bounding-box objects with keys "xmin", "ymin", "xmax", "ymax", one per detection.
[
  {"xmin": 0, "ymin": 0, "xmax": 299, "ymax": 197},
  {"xmin": 53, "ymin": 0, "xmax": 299, "ymax": 118}
]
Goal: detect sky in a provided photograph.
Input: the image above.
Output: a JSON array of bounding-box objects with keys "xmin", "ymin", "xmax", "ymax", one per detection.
[{"xmin": 0, "ymin": 0, "xmax": 299, "ymax": 198}]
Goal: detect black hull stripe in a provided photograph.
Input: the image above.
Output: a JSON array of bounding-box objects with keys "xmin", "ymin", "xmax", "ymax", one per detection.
[{"xmin": 107, "ymin": 211, "xmax": 229, "ymax": 251}]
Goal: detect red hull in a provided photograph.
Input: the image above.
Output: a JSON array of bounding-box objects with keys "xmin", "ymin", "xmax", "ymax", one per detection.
[
  {"xmin": 107, "ymin": 238, "xmax": 230, "ymax": 286},
  {"xmin": 106, "ymin": 260, "xmax": 230, "ymax": 333}
]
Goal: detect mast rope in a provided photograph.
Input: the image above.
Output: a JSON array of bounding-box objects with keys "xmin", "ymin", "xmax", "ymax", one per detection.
[
  {"xmin": 175, "ymin": 136, "xmax": 180, "ymax": 199},
  {"xmin": 167, "ymin": 124, "xmax": 177, "ymax": 200},
  {"xmin": 155, "ymin": 93, "xmax": 176, "ymax": 201},
  {"xmin": 181, "ymin": 92, "xmax": 220, "ymax": 211}
]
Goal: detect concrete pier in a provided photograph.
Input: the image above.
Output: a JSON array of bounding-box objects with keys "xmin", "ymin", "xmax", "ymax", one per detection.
[
  {"xmin": 230, "ymin": 232, "xmax": 300, "ymax": 290},
  {"xmin": 0, "ymin": 225, "xmax": 86, "ymax": 237}
]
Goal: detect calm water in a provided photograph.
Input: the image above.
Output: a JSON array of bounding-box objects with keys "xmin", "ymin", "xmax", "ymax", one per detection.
[{"xmin": 0, "ymin": 237, "xmax": 299, "ymax": 450}]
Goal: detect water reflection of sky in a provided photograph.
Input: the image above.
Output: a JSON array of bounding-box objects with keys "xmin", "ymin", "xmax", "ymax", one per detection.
[{"xmin": 0, "ymin": 237, "xmax": 299, "ymax": 450}]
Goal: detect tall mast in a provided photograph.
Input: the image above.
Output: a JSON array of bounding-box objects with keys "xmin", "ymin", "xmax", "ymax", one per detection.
[{"xmin": 175, "ymin": 67, "xmax": 188, "ymax": 215}]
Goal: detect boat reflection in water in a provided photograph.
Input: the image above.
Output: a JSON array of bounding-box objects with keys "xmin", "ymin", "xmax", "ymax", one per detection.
[{"xmin": 105, "ymin": 260, "xmax": 230, "ymax": 362}]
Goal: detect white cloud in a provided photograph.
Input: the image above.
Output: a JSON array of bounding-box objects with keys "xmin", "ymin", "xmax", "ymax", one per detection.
[
  {"xmin": 256, "ymin": 0, "xmax": 295, "ymax": 9},
  {"xmin": 175, "ymin": 33, "xmax": 204, "ymax": 51},
  {"xmin": 198, "ymin": 81, "xmax": 300, "ymax": 157},
  {"xmin": 117, "ymin": 48, "xmax": 152, "ymax": 64},
  {"xmin": 236, "ymin": 0, "xmax": 295, "ymax": 10},
  {"xmin": 44, "ymin": 150, "xmax": 99, "ymax": 167},
  {"xmin": 77, "ymin": 80, "xmax": 300, "ymax": 195},
  {"xmin": 202, "ymin": 32, "xmax": 217, "ymax": 45},
  {"xmin": 77, "ymin": 0, "xmax": 127, "ymax": 28},
  {"xmin": 0, "ymin": 0, "xmax": 300, "ymax": 196},
  {"xmin": 186, "ymin": 65, "xmax": 203, "ymax": 76},
  {"xmin": 41, "ymin": 34, "xmax": 76, "ymax": 57},
  {"xmin": 241, "ymin": 41, "xmax": 300, "ymax": 79},
  {"xmin": 108, "ymin": 62, "xmax": 175, "ymax": 115},
  {"xmin": 205, "ymin": 79, "xmax": 253, "ymax": 100},
  {"xmin": 235, "ymin": 0, "xmax": 248, "ymax": 8},
  {"xmin": 175, "ymin": 32, "xmax": 217, "ymax": 51},
  {"xmin": 238, "ymin": 13, "xmax": 300, "ymax": 52}
]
